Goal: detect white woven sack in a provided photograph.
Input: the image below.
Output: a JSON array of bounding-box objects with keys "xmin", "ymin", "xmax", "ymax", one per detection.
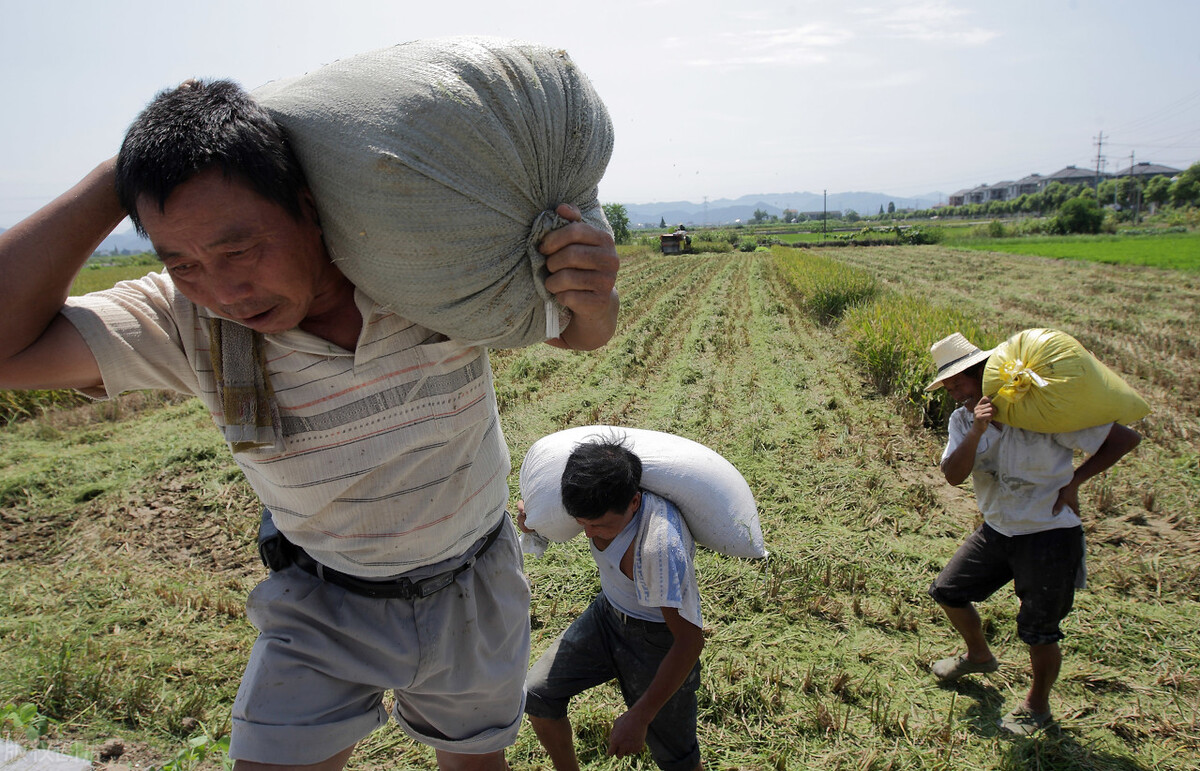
[
  {"xmin": 519, "ymin": 426, "xmax": 767, "ymax": 559},
  {"xmin": 254, "ymin": 36, "xmax": 614, "ymax": 348}
]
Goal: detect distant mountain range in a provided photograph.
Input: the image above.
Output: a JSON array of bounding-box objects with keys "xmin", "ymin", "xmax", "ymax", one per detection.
[
  {"xmin": 96, "ymin": 228, "xmax": 154, "ymax": 254},
  {"xmin": 0, "ymin": 189, "xmax": 947, "ymax": 253},
  {"xmin": 622, "ymin": 191, "xmax": 947, "ymax": 228}
]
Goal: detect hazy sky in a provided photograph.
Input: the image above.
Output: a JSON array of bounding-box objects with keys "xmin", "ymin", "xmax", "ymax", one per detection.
[{"xmin": 2, "ymin": 0, "xmax": 1198, "ymax": 228}]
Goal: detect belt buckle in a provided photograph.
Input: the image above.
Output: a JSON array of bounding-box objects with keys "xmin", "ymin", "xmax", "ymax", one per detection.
[{"xmin": 415, "ymin": 570, "xmax": 457, "ymax": 598}]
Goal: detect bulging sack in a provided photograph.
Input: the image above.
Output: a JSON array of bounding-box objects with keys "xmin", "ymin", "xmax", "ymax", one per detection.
[
  {"xmin": 519, "ymin": 426, "xmax": 767, "ymax": 559},
  {"xmin": 983, "ymin": 328, "xmax": 1150, "ymax": 433},
  {"xmin": 254, "ymin": 37, "xmax": 614, "ymax": 348}
]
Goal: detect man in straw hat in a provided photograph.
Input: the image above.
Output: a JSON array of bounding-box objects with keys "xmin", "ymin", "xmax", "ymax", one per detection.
[{"xmin": 924, "ymin": 332, "xmax": 1140, "ymax": 736}]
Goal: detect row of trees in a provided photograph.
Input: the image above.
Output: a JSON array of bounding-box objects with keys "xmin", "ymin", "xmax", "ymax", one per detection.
[{"xmin": 754, "ymin": 208, "xmax": 866, "ymax": 225}]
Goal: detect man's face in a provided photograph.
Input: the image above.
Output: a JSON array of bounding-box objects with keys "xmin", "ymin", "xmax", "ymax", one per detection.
[
  {"xmin": 137, "ymin": 168, "xmax": 346, "ymax": 335},
  {"xmin": 574, "ymin": 491, "xmax": 641, "ymax": 542},
  {"xmin": 943, "ymin": 371, "xmax": 984, "ymax": 408}
]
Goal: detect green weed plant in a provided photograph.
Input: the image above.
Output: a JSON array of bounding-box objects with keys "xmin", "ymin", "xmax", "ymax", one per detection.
[
  {"xmin": 1, "ymin": 702, "xmax": 51, "ymax": 746},
  {"xmin": 0, "ymin": 389, "xmax": 88, "ymax": 425},
  {"xmin": 152, "ymin": 727, "xmax": 233, "ymax": 771},
  {"xmin": 841, "ymin": 294, "xmax": 996, "ymax": 427}
]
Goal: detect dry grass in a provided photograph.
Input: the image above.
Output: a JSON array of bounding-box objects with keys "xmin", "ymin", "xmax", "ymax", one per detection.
[{"xmin": 1, "ymin": 248, "xmax": 1196, "ymax": 769}]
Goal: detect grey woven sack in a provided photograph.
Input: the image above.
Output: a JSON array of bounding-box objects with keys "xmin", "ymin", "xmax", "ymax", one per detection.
[{"xmin": 254, "ymin": 37, "xmax": 614, "ymax": 348}]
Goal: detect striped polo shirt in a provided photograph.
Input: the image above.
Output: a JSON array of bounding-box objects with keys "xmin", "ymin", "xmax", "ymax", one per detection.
[{"xmin": 63, "ymin": 271, "xmax": 510, "ymax": 577}]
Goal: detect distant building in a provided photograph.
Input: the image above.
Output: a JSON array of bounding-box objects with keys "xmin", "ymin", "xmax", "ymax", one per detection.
[
  {"xmin": 1040, "ymin": 165, "xmax": 1105, "ymax": 188},
  {"xmin": 965, "ymin": 184, "xmax": 991, "ymax": 205},
  {"xmin": 943, "ymin": 159, "xmax": 1193, "ymax": 211},
  {"xmin": 1112, "ymin": 161, "xmax": 1181, "ymax": 181},
  {"xmin": 1006, "ymin": 174, "xmax": 1043, "ymax": 199},
  {"xmin": 988, "ymin": 181, "xmax": 1014, "ymax": 202}
]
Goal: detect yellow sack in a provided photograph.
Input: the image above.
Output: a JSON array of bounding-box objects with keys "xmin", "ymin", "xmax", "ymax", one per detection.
[{"xmin": 983, "ymin": 328, "xmax": 1150, "ymax": 433}]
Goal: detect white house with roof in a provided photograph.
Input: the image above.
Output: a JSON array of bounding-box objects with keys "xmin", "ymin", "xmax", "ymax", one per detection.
[
  {"xmin": 1113, "ymin": 162, "xmax": 1181, "ymax": 180},
  {"xmin": 1039, "ymin": 165, "xmax": 1105, "ymax": 189}
]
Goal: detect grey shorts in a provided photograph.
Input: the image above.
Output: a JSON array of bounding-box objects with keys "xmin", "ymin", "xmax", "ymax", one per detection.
[
  {"xmin": 228, "ymin": 516, "xmax": 531, "ymax": 765},
  {"xmin": 928, "ymin": 523, "xmax": 1084, "ymax": 646},
  {"xmin": 525, "ymin": 594, "xmax": 701, "ymax": 771}
]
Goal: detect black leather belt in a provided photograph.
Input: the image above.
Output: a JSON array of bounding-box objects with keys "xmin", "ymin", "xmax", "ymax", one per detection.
[{"xmin": 290, "ymin": 519, "xmax": 505, "ymax": 600}]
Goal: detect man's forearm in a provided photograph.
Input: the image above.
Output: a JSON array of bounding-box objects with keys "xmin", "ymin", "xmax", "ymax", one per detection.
[
  {"xmin": 623, "ymin": 612, "xmax": 703, "ymax": 729},
  {"xmin": 941, "ymin": 431, "xmax": 984, "ymax": 486},
  {"xmin": 1072, "ymin": 424, "xmax": 1142, "ymax": 489},
  {"xmin": 0, "ymin": 158, "xmax": 125, "ymax": 365},
  {"xmin": 606, "ymin": 608, "xmax": 703, "ymax": 757},
  {"xmin": 627, "ymin": 639, "xmax": 701, "ymax": 723}
]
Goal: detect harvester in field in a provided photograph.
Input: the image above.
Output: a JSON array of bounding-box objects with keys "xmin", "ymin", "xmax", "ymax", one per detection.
[{"xmin": 659, "ymin": 224, "xmax": 692, "ymax": 255}]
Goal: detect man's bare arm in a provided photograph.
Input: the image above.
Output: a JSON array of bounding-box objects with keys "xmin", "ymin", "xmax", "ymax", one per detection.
[
  {"xmin": 940, "ymin": 396, "xmax": 995, "ymax": 485},
  {"xmin": 1053, "ymin": 423, "xmax": 1142, "ymax": 515},
  {"xmin": 606, "ymin": 606, "xmax": 704, "ymax": 758},
  {"xmin": 0, "ymin": 159, "xmax": 122, "ymax": 390}
]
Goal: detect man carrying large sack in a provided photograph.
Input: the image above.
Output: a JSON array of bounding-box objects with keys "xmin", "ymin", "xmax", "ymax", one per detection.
[
  {"xmin": 518, "ymin": 438, "xmax": 705, "ymax": 771},
  {"xmin": 923, "ymin": 333, "xmax": 1141, "ymax": 736},
  {"xmin": 0, "ymin": 76, "xmax": 618, "ymax": 770}
]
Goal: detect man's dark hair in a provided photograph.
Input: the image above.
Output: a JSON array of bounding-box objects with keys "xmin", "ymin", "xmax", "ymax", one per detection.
[
  {"xmin": 116, "ymin": 79, "xmax": 309, "ymax": 235},
  {"xmin": 560, "ymin": 438, "xmax": 642, "ymax": 521},
  {"xmin": 963, "ymin": 360, "xmax": 987, "ymax": 382}
]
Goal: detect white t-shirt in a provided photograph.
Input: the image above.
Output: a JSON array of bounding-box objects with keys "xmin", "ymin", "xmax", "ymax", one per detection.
[
  {"xmin": 942, "ymin": 407, "xmax": 1111, "ymax": 537},
  {"xmin": 63, "ymin": 271, "xmax": 510, "ymax": 577},
  {"xmin": 590, "ymin": 492, "xmax": 702, "ymax": 629}
]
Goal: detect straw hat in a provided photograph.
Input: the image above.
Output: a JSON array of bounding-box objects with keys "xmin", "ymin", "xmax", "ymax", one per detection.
[{"xmin": 925, "ymin": 333, "xmax": 993, "ymax": 391}]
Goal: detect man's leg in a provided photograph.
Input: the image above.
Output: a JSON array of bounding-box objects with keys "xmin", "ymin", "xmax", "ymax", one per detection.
[
  {"xmin": 928, "ymin": 526, "xmax": 1010, "ymax": 680},
  {"xmin": 231, "ymin": 568, "xmax": 392, "ymax": 767},
  {"xmin": 434, "ymin": 749, "xmax": 510, "ymax": 770},
  {"xmin": 1025, "ymin": 642, "xmax": 1061, "ymax": 714},
  {"xmin": 939, "ymin": 602, "xmax": 995, "ymax": 663},
  {"xmin": 1011, "ymin": 525, "xmax": 1082, "ymax": 716},
  {"xmin": 614, "ymin": 620, "xmax": 703, "ymax": 771},
  {"xmin": 526, "ymin": 715, "xmax": 581, "ymax": 771},
  {"xmin": 999, "ymin": 526, "xmax": 1082, "ymax": 733},
  {"xmin": 998, "ymin": 642, "xmax": 1060, "ymax": 734},
  {"xmin": 525, "ymin": 596, "xmax": 621, "ymax": 769}
]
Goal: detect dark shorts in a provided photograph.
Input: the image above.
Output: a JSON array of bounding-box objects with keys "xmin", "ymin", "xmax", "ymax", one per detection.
[
  {"xmin": 928, "ymin": 524, "xmax": 1084, "ymax": 646},
  {"xmin": 525, "ymin": 594, "xmax": 701, "ymax": 771}
]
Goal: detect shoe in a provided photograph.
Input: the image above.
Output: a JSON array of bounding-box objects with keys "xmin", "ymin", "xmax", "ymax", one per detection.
[
  {"xmin": 931, "ymin": 653, "xmax": 1000, "ymax": 682},
  {"xmin": 998, "ymin": 704, "xmax": 1052, "ymax": 736}
]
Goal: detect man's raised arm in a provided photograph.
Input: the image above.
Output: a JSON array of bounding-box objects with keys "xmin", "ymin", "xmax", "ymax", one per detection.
[{"xmin": 0, "ymin": 158, "xmax": 123, "ymax": 390}]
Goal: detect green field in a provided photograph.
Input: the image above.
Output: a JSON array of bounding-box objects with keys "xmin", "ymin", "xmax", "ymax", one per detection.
[
  {"xmin": 947, "ymin": 231, "xmax": 1200, "ymax": 271},
  {"xmin": 71, "ymin": 259, "xmax": 160, "ymax": 295},
  {"xmin": 772, "ymin": 232, "xmax": 832, "ymax": 244},
  {"xmin": 1, "ymin": 246, "xmax": 1197, "ymax": 769}
]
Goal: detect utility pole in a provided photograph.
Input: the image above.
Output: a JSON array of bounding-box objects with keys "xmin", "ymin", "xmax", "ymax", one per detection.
[
  {"xmin": 822, "ymin": 190, "xmax": 827, "ymax": 241},
  {"xmin": 1093, "ymin": 131, "xmax": 1106, "ymax": 189},
  {"xmin": 1130, "ymin": 151, "xmax": 1140, "ymax": 223}
]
